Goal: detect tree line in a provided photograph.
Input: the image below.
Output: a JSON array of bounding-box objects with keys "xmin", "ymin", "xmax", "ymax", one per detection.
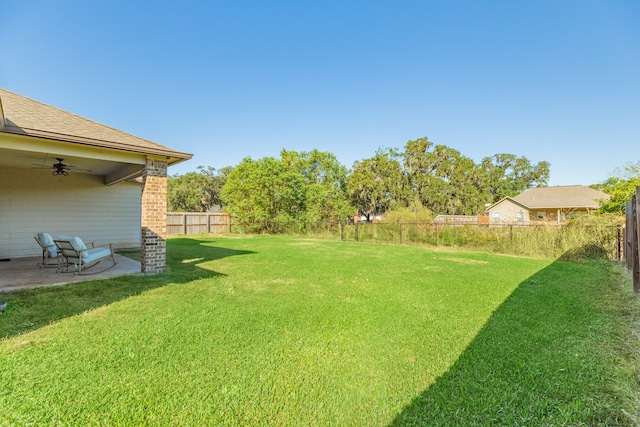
[{"xmin": 168, "ymin": 137, "xmax": 636, "ymax": 232}]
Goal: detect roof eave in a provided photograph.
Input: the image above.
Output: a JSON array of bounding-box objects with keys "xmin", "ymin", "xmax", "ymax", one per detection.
[
  {"xmin": 524, "ymin": 205, "xmax": 600, "ymax": 209},
  {"xmin": 487, "ymin": 197, "xmax": 530, "ymax": 210},
  {"xmin": 1, "ymin": 125, "xmax": 193, "ymax": 161}
]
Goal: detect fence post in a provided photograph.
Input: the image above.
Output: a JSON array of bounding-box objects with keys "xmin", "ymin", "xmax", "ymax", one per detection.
[
  {"xmin": 435, "ymin": 223, "xmax": 439, "ymax": 246},
  {"xmin": 627, "ymin": 200, "xmax": 634, "ymax": 270},
  {"xmin": 617, "ymin": 225, "xmax": 622, "ymax": 261},
  {"xmin": 634, "ymin": 190, "xmax": 640, "ymax": 292},
  {"xmin": 340, "ymin": 222, "xmax": 344, "ymax": 241},
  {"xmin": 183, "ymin": 214, "xmax": 187, "ymax": 235},
  {"xmin": 399, "ymin": 223, "xmax": 403, "ymax": 245},
  {"xmin": 355, "ymin": 222, "xmax": 359, "ymax": 242}
]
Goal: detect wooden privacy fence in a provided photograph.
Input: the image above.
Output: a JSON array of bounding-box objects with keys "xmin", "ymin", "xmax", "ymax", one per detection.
[
  {"xmin": 167, "ymin": 213, "xmax": 231, "ymax": 235},
  {"xmin": 625, "ymin": 187, "xmax": 640, "ymax": 292}
]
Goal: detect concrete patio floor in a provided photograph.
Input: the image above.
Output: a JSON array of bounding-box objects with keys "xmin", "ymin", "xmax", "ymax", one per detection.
[{"xmin": 0, "ymin": 254, "xmax": 142, "ymax": 293}]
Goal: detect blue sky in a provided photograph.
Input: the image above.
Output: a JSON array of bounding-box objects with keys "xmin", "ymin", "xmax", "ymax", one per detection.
[{"xmin": 1, "ymin": 0, "xmax": 638, "ymax": 186}]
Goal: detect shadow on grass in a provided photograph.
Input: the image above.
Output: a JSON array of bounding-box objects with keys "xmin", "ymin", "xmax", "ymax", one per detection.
[
  {"xmin": 389, "ymin": 258, "xmax": 629, "ymax": 426},
  {"xmin": 557, "ymin": 242, "xmax": 610, "ymax": 261},
  {"xmin": 0, "ymin": 238, "xmax": 254, "ymax": 340}
]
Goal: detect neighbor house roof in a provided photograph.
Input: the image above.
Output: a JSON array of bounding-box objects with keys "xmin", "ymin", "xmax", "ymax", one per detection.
[
  {"xmin": 0, "ymin": 88, "xmax": 192, "ymax": 163},
  {"xmin": 511, "ymin": 185, "xmax": 610, "ymax": 209},
  {"xmin": 487, "ymin": 197, "xmax": 529, "ymax": 211}
]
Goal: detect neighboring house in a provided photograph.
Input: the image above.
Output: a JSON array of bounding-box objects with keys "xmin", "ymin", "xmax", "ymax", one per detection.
[
  {"xmin": 487, "ymin": 185, "xmax": 610, "ymax": 225},
  {"xmin": 0, "ymin": 88, "xmax": 192, "ymax": 273}
]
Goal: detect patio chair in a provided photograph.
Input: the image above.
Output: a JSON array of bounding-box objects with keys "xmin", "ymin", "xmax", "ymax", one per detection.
[
  {"xmin": 54, "ymin": 235, "xmax": 117, "ymax": 274},
  {"xmin": 34, "ymin": 232, "xmax": 60, "ymax": 268}
]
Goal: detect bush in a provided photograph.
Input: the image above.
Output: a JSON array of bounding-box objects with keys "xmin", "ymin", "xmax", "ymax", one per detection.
[{"xmin": 384, "ymin": 205, "xmax": 433, "ymax": 224}]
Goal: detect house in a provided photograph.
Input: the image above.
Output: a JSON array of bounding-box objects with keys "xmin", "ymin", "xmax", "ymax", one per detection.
[
  {"xmin": 487, "ymin": 185, "xmax": 610, "ymax": 225},
  {"xmin": 0, "ymin": 88, "xmax": 193, "ymax": 273}
]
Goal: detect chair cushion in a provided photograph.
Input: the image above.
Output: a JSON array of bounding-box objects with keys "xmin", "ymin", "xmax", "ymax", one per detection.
[
  {"xmin": 83, "ymin": 247, "xmax": 112, "ymax": 263},
  {"xmin": 64, "ymin": 247, "xmax": 111, "ymax": 265},
  {"xmin": 37, "ymin": 232, "xmax": 57, "ymax": 256},
  {"xmin": 58, "ymin": 235, "xmax": 89, "ymax": 258}
]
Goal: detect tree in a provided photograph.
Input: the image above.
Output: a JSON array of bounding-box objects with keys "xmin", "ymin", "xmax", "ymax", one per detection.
[
  {"xmin": 167, "ymin": 166, "xmax": 232, "ymax": 212},
  {"xmin": 280, "ymin": 149, "xmax": 352, "ymax": 222},
  {"xmin": 221, "ymin": 157, "xmax": 307, "ymax": 232},
  {"xmin": 403, "ymin": 138, "xmax": 488, "ymax": 215},
  {"xmin": 479, "ymin": 154, "xmax": 550, "ymax": 203},
  {"xmin": 439, "ymin": 151, "xmax": 488, "ymax": 215},
  {"xmin": 403, "ymin": 137, "xmax": 440, "ymax": 207},
  {"xmin": 221, "ymin": 150, "xmax": 352, "ymax": 232},
  {"xmin": 594, "ymin": 161, "xmax": 640, "ymax": 215},
  {"xmin": 346, "ymin": 149, "xmax": 405, "ymax": 220}
]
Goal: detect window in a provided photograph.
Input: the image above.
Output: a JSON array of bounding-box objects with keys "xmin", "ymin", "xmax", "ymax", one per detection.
[
  {"xmin": 516, "ymin": 211, "xmax": 524, "ymax": 222},
  {"xmin": 492, "ymin": 212, "xmax": 500, "ymax": 222}
]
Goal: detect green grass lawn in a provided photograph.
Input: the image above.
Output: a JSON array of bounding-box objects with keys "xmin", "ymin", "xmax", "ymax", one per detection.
[{"xmin": 1, "ymin": 235, "xmax": 639, "ymax": 426}]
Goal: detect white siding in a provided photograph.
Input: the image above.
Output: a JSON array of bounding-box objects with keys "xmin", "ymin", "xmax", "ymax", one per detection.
[{"xmin": 0, "ymin": 167, "xmax": 141, "ymax": 258}]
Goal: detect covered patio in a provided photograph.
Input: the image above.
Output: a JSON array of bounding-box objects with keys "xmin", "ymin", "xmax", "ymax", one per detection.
[
  {"xmin": 0, "ymin": 88, "xmax": 192, "ymax": 278},
  {"xmin": 0, "ymin": 253, "xmax": 141, "ymax": 293}
]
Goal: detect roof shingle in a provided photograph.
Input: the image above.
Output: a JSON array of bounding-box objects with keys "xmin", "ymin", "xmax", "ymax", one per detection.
[
  {"xmin": 512, "ymin": 185, "xmax": 610, "ymax": 209},
  {"xmin": 0, "ymin": 88, "xmax": 192, "ymax": 162}
]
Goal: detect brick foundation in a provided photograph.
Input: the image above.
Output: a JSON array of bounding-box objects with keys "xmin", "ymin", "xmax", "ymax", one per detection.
[{"xmin": 141, "ymin": 157, "xmax": 168, "ymax": 274}]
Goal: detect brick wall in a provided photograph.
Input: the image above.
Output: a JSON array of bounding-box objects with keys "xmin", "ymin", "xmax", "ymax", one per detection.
[{"xmin": 141, "ymin": 157, "xmax": 168, "ymax": 274}]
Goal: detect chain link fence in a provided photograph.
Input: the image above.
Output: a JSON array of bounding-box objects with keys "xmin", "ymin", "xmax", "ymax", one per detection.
[{"xmin": 228, "ymin": 220, "xmax": 623, "ymax": 260}]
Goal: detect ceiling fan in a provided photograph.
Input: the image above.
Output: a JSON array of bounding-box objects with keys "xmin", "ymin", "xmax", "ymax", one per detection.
[
  {"xmin": 51, "ymin": 158, "xmax": 72, "ymax": 176},
  {"xmin": 32, "ymin": 157, "xmax": 90, "ymax": 176}
]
